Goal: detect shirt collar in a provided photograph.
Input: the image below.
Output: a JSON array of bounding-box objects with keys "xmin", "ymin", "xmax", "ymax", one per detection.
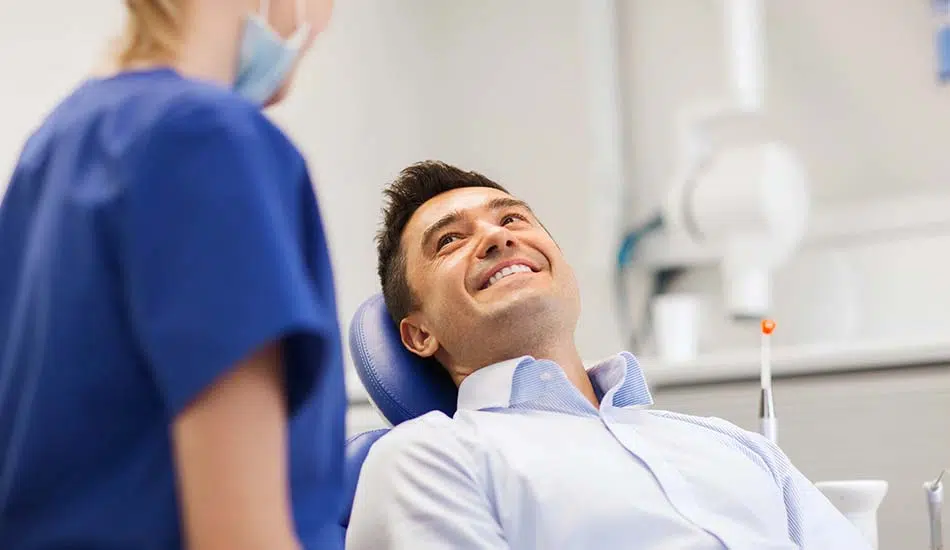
[{"xmin": 456, "ymin": 351, "xmax": 654, "ymax": 412}]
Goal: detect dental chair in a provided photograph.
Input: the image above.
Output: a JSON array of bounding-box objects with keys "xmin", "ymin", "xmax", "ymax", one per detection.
[{"xmin": 339, "ymin": 293, "xmax": 458, "ymax": 533}]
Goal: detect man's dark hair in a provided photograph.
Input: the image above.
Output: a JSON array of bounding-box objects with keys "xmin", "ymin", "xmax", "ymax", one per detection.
[{"xmin": 376, "ymin": 160, "xmax": 509, "ymax": 325}]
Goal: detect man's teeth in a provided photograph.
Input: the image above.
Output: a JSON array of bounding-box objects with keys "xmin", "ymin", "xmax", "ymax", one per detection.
[{"xmin": 487, "ymin": 264, "xmax": 532, "ymax": 288}]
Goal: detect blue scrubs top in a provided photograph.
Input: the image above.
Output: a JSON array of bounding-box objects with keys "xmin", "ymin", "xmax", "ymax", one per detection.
[{"xmin": 0, "ymin": 68, "xmax": 346, "ymax": 549}]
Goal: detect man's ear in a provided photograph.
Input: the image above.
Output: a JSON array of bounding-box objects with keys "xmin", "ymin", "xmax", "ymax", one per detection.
[{"xmin": 399, "ymin": 315, "xmax": 440, "ymax": 358}]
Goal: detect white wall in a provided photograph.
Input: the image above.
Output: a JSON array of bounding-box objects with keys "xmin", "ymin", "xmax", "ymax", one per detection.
[
  {"xmin": 623, "ymin": 0, "xmax": 950, "ymax": 208},
  {"xmin": 4, "ymin": 1, "xmax": 950, "ymax": 427},
  {"xmin": 0, "ymin": 1, "xmax": 125, "ymax": 183}
]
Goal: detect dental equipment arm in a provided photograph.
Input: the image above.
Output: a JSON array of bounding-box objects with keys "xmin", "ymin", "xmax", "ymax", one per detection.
[
  {"xmin": 662, "ymin": 142, "xmax": 809, "ymax": 319},
  {"xmin": 658, "ymin": 0, "xmax": 809, "ymax": 320}
]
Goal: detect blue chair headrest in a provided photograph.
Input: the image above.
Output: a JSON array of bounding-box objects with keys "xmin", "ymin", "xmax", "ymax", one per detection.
[{"xmin": 348, "ymin": 293, "xmax": 457, "ymax": 425}]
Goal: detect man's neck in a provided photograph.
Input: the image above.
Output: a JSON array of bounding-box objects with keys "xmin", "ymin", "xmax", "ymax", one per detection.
[
  {"xmin": 533, "ymin": 346, "xmax": 599, "ymax": 408},
  {"xmin": 451, "ymin": 340, "xmax": 600, "ymax": 409}
]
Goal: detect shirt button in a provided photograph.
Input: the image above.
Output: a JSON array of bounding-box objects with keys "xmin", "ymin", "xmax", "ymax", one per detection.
[{"xmin": 540, "ymin": 372, "xmax": 553, "ymax": 381}]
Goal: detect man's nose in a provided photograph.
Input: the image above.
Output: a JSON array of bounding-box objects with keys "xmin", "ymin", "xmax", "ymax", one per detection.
[{"xmin": 475, "ymin": 224, "xmax": 516, "ymax": 259}]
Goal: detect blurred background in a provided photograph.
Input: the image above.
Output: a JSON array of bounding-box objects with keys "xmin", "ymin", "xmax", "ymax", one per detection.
[{"xmin": 2, "ymin": 1, "xmax": 950, "ymax": 547}]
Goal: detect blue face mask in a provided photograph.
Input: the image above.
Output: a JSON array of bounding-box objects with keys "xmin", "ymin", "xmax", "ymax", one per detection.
[{"xmin": 233, "ymin": 0, "xmax": 311, "ymax": 105}]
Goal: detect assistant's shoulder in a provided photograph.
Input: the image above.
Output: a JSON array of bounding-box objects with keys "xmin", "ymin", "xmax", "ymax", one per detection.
[
  {"xmin": 144, "ymin": 83, "xmax": 281, "ymax": 147},
  {"xmin": 118, "ymin": 80, "xmax": 306, "ymax": 189}
]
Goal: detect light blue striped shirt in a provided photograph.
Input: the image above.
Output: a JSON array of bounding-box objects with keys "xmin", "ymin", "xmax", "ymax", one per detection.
[{"xmin": 347, "ymin": 352, "xmax": 870, "ymax": 549}]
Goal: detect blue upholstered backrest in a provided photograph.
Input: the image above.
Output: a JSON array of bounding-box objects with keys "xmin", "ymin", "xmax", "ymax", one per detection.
[{"xmin": 340, "ymin": 293, "xmax": 459, "ymax": 532}]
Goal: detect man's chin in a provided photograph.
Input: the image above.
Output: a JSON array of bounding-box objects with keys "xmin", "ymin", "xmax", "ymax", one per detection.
[{"xmin": 477, "ymin": 289, "xmax": 559, "ymax": 323}]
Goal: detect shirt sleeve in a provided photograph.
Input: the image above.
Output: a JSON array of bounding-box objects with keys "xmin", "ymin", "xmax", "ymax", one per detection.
[
  {"xmin": 749, "ymin": 434, "xmax": 873, "ymax": 549},
  {"xmin": 116, "ymin": 101, "xmax": 328, "ymax": 418},
  {"xmin": 345, "ymin": 413, "xmax": 509, "ymax": 550},
  {"xmin": 780, "ymin": 463, "xmax": 874, "ymax": 549}
]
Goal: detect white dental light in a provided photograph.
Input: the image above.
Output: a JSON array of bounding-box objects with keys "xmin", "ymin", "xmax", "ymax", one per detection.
[
  {"xmin": 661, "ymin": 0, "xmax": 809, "ymax": 319},
  {"xmin": 662, "ymin": 141, "xmax": 809, "ymax": 319}
]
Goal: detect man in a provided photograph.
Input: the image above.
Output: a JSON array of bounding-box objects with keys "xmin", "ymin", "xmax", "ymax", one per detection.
[{"xmin": 346, "ymin": 161, "xmax": 869, "ymax": 549}]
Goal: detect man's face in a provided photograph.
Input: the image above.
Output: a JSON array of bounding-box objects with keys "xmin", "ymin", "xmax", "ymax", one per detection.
[{"xmin": 398, "ymin": 187, "xmax": 580, "ymax": 365}]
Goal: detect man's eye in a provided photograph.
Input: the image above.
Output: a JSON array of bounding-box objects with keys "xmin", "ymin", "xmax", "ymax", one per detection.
[
  {"xmin": 502, "ymin": 213, "xmax": 527, "ymax": 225},
  {"xmin": 437, "ymin": 234, "xmax": 460, "ymax": 250}
]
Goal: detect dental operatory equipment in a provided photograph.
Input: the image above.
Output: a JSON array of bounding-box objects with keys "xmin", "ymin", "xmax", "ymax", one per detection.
[
  {"xmin": 663, "ymin": 0, "xmax": 809, "ymax": 321},
  {"xmin": 614, "ymin": 214, "xmax": 670, "ymax": 351},
  {"xmin": 614, "ymin": 0, "xmax": 810, "ymax": 336},
  {"xmin": 925, "ymin": 469, "xmax": 947, "ymax": 550},
  {"xmin": 758, "ymin": 319, "xmax": 777, "ymax": 444},
  {"xmin": 664, "ymin": 140, "xmax": 809, "ymax": 320}
]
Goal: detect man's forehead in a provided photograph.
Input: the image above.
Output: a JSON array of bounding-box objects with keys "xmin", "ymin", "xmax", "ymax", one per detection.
[{"xmin": 406, "ymin": 187, "xmax": 519, "ymax": 236}]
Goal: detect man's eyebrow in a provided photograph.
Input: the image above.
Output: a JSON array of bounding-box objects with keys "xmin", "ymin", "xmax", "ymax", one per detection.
[
  {"xmin": 487, "ymin": 196, "xmax": 533, "ymax": 213},
  {"xmin": 421, "ymin": 210, "xmax": 462, "ymax": 250}
]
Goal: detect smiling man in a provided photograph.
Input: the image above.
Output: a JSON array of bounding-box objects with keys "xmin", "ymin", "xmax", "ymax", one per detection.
[{"xmin": 345, "ymin": 161, "xmax": 869, "ymax": 550}]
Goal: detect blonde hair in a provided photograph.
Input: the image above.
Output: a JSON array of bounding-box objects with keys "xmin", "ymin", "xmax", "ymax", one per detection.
[{"xmin": 116, "ymin": 0, "xmax": 184, "ymax": 68}]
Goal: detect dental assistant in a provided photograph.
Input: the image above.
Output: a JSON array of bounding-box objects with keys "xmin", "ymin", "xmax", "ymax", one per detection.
[{"xmin": 0, "ymin": 1, "xmax": 346, "ymax": 549}]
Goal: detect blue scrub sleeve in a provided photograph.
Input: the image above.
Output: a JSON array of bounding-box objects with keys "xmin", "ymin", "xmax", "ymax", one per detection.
[{"xmin": 117, "ymin": 103, "xmax": 325, "ymax": 418}]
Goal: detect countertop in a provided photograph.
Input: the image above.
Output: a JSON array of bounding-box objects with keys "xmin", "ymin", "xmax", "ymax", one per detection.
[{"xmin": 638, "ymin": 337, "xmax": 950, "ymax": 388}]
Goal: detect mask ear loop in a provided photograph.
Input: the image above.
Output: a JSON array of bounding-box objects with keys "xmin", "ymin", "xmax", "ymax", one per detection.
[{"xmin": 260, "ymin": 0, "xmax": 270, "ymax": 21}]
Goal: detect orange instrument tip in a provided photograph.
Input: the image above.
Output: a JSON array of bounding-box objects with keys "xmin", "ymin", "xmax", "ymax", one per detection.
[{"xmin": 761, "ymin": 319, "xmax": 776, "ymax": 335}]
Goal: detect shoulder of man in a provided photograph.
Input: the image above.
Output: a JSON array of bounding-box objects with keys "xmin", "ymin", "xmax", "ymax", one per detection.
[
  {"xmin": 364, "ymin": 411, "xmax": 470, "ymax": 464},
  {"xmin": 646, "ymin": 409, "xmax": 788, "ymax": 474}
]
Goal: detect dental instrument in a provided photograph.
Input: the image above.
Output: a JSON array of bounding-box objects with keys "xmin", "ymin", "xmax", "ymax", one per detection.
[
  {"xmin": 758, "ymin": 318, "xmax": 777, "ymax": 444},
  {"xmin": 925, "ymin": 469, "xmax": 946, "ymax": 550}
]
